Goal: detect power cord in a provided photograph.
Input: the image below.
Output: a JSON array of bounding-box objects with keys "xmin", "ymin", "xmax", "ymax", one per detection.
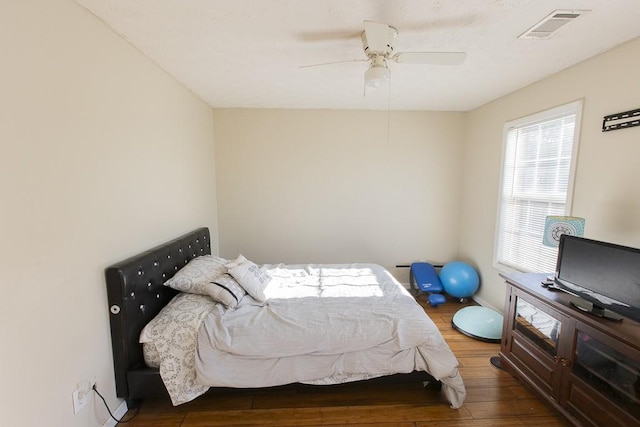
[{"xmin": 92, "ymin": 384, "xmax": 140, "ymax": 425}]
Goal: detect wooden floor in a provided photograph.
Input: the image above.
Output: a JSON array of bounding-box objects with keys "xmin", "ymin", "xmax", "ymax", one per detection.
[{"xmin": 120, "ymin": 296, "xmax": 572, "ymax": 427}]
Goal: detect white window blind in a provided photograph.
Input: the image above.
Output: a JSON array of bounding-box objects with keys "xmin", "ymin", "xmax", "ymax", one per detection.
[{"xmin": 495, "ymin": 101, "xmax": 582, "ymax": 273}]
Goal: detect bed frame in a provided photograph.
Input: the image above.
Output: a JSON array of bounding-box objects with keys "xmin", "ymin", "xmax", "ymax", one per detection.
[
  {"xmin": 106, "ymin": 227, "xmax": 212, "ymax": 404},
  {"xmin": 105, "ymin": 227, "xmax": 439, "ymax": 407}
]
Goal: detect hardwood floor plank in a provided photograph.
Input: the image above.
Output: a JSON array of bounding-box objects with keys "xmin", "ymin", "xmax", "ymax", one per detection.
[
  {"xmin": 519, "ymin": 416, "xmax": 573, "ymax": 426},
  {"xmin": 461, "ymin": 375, "xmax": 521, "ymax": 389},
  {"xmin": 181, "ymin": 403, "xmax": 473, "ymax": 426},
  {"xmin": 463, "ymin": 384, "xmax": 538, "ymax": 403},
  {"xmin": 312, "ymin": 423, "xmax": 415, "ymax": 427},
  {"xmin": 416, "ymin": 417, "xmax": 525, "ymax": 426},
  {"xmin": 464, "ymin": 398, "xmax": 562, "ymax": 419},
  {"xmin": 457, "ymin": 356, "xmax": 501, "ymax": 368}
]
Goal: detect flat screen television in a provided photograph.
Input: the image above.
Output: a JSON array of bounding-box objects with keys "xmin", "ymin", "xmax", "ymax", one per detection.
[{"xmin": 554, "ymin": 235, "xmax": 640, "ymax": 323}]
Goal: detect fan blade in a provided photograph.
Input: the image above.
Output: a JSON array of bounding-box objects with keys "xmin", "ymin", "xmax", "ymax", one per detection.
[
  {"xmin": 363, "ymin": 20, "xmax": 393, "ymax": 54},
  {"xmin": 392, "ymin": 51, "xmax": 466, "ymax": 65},
  {"xmin": 299, "ymin": 58, "xmax": 368, "ymax": 69}
]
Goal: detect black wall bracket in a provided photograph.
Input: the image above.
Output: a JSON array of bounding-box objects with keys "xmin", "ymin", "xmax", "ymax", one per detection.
[{"xmin": 602, "ymin": 108, "xmax": 640, "ymax": 132}]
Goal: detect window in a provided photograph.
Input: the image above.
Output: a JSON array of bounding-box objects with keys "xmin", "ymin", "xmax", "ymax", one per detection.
[{"xmin": 495, "ymin": 101, "xmax": 582, "ymax": 273}]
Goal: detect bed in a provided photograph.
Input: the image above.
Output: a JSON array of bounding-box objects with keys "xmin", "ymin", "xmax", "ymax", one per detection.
[{"xmin": 105, "ymin": 227, "xmax": 466, "ymax": 408}]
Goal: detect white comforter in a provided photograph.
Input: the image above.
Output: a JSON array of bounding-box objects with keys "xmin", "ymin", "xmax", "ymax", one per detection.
[{"xmin": 195, "ymin": 263, "xmax": 466, "ymax": 407}]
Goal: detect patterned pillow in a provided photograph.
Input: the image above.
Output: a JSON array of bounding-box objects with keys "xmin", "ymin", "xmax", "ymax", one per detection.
[
  {"xmin": 163, "ymin": 255, "xmax": 230, "ymax": 301},
  {"xmin": 138, "ymin": 292, "xmax": 217, "ymax": 405},
  {"xmin": 226, "ymin": 255, "xmax": 272, "ymax": 303},
  {"xmin": 208, "ymin": 274, "xmax": 246, "ymax": 308}
]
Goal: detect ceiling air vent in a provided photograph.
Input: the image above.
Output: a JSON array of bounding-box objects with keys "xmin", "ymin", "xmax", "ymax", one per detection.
[{"xmin": 519, "ymin": 10, "xmax": 589, "ymax": 39}]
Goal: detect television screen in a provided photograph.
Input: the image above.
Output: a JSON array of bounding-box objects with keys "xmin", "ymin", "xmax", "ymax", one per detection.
[{"xmin": 555, "ymin": 235, "xmax": 640, "ymax": 323}]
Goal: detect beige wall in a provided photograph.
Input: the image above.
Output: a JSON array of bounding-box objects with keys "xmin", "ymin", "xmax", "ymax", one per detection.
[
  {"xmin": 0, "ymin": 2, "xmax": 218, "ymax": 426},
  {"xmin": 213, "ymin": 109, "xmax": 466, "ymax": 283},
  {"xmin": 459, "ymin": 37, "xmax": 640, "ymax": 310}
]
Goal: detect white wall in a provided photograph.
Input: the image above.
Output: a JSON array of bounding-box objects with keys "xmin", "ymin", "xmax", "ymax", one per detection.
[
  {"xmin": 459, "ymin": 37, "xmax": 640, "ymax": 311},
  {"xmin": 0, "ymin": 2, "xmax": 218, "ymax": 426},
  {"xmin": 213, "ymin": 109, "xmax": 466, "ymax": 283}
]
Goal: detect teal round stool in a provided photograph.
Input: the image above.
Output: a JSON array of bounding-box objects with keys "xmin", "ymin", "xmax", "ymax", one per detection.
[{"xmin": 452, "ymin": 306, "xmax": 503, "ymax": 342}]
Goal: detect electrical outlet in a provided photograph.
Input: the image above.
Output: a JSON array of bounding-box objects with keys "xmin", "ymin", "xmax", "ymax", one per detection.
[{"xmin": 72, "ymin": 381, "xmax": 92, "ymax": 415}]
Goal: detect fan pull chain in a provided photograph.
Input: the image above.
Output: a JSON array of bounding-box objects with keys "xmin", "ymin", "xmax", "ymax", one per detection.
[{"xmin": 387, "ymin": 74, "xmax": 391, "ymax": 144}]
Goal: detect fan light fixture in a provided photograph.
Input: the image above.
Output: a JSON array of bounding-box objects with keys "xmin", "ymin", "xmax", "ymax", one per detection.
[
  {"xmin": 365, "ymin": 56, "xmax": 390, "ymax": 89},
  {"xmin": 365, "ymin": 65, "xmax": 390, "ymax": 88}
]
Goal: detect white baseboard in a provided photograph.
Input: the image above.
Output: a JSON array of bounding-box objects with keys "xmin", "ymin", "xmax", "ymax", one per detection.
[
  {"xmin": 102, "ymin": 399, "xmax": 128, "ymax": 427},
  {"xmin": 471, "ymin": 294, "xmax": 502, "ymax": 312}
]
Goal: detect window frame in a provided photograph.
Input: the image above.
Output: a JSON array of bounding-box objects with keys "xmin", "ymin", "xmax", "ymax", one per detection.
[{"xmin": 494, "ymin": 100, "xmax": 583, "ymax": 273}]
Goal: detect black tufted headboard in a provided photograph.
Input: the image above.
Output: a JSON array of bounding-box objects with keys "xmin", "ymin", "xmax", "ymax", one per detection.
[{"xmin": 105, "ymin": 227, "xmax": 211, "ymax": 404}]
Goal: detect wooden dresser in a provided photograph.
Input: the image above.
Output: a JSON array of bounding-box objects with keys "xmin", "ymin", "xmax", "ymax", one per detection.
[{"xmin": 499, "ymin": 272, "xmax": 640, "ymax": 427}]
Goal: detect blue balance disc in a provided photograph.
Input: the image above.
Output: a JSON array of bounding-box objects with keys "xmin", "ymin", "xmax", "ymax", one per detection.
[{"xmin": 452, "ymin": 306, "xmax": 503, "ymax": 343}]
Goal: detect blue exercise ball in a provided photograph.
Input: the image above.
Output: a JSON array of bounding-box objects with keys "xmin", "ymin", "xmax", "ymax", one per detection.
[{"xmin": 440, "ymin": 261, "xmax": 479, "ymax": 299}]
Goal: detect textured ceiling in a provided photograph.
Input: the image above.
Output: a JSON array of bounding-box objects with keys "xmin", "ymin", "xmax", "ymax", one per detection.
[{"xmin": 76, "ymin": 0, "xmax": 640, "ymax": 111}]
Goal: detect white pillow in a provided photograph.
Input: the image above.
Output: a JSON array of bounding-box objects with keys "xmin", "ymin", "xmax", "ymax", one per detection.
[
  {"xmin": 163, "ymin": 255, "xmax": 228, "ymax": 299},
  {"xmin": 226, "ymin": 255, "xmax": 272, "ymax": 303}
]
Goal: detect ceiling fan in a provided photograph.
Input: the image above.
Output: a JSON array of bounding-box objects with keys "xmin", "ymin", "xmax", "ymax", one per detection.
[{"xmin": 301, "ymin": 21, "xmax": 466, "ymax": 90}]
